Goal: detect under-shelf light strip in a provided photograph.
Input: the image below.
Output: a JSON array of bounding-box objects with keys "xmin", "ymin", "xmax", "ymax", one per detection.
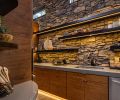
[
  {"xmin": 38, "ymin": 90, "xmax": 67, "ymax": 100},
  {"xmin": 61, "ymin": 29, "xmax": 120, "ymax": 40}
]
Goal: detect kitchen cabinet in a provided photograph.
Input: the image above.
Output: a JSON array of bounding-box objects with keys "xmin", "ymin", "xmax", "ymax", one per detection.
[
  {"xmin": 67, "ymin": 72, "xmax": 85, "ymax": 100},
  {"xmin": 34, "ymin": 67, "xmax": 50, "ymax": 92},
  {"xmin": 34, "ymin": 67, "xmax": 67, "ymax": 98},
  {"xmin": 34, "ymin": 67, "xmax": 108, "ymax": 100},
  {"xmin": 67, "ymin": 72, "xmax": 108, "ymax": 100},
  {"xmin": 85, "ymin": 82, "xmax": 108, "ymax": 100},
  {"xmin": 85, "ymin": 75, "xmax": 108, "ymax": 100},
  {"xmin": 49, "ymin": 70, "xmax": 67, "ymax": 98}
]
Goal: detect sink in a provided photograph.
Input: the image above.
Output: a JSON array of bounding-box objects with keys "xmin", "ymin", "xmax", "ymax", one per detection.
[{"xmin": 75, "ymin": 65, "xmax": 104, "ymax": 69}]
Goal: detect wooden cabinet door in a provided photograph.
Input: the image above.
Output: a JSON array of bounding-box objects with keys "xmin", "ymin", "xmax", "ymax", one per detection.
[
  {"xmin": 34, "ymin": 67, "xmax": 50, "ymax": 92},
  {"xmin": 85, "ymin": 75, "xmax": 108, "ymax": 100},
  {"xmin": 49, "ymin": 70, "xmax": 67, "ymax": 98},
  {"xmin": 67, "ymin": 72, "xmax": 85, "ymax": 100}
]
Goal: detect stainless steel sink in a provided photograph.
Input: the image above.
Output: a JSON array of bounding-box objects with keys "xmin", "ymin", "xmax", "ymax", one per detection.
[{"xmin": 75, "ymin": 65, "xmax": 104, "ymax": 69}]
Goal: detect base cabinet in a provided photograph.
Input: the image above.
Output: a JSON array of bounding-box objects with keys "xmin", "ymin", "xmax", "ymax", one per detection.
[
  {"xmin": 49, "ymin": 70, "xmax": 67, "ymax": 98},
  {"xmin": 85, "ymin": 82, "xmax": 108, "ymax": 100},
  {"xmin": 67, "ymin": 72, "xmax": 85, "ymax": 100},
  {"xmin": 34, "ymin": 67, "xmax": 108, "ymax": 100},
  {"xmin": 34, "ymin": 67, "xmax": 67, "ymax": 98},
  {"xmin": 67, "ymin": 72, "xmax": 109, "ymax": 100},
  {"xmin": 34, "ymin": 68, "xmax": 50, "ymax": 92}
]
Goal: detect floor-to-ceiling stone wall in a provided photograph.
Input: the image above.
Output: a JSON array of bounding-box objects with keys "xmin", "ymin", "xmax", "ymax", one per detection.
[
  {"xmin": 33, "ymin": 0, "xmax": 120, "ymax": 30},
  {"xmin": 33, "ymin": 0, "xmax": 120, "ymax": 67}
]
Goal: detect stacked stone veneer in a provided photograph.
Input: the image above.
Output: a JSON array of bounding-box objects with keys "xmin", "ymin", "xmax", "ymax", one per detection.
[
  {"xmin": 33, "ymin": 0, "xmax": 120, "ymax": 30},
  {"xmin": 33, "ymin": 0, "xmax": 120, "ymax": 66},
  {"xmin": 37, "ymin": 16, "xmax": 120, "ymax": 66}
]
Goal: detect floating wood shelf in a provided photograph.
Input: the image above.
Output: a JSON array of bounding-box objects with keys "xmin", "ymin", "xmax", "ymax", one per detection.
[
  {"xmin": 36, "ymin": 48, "xmax": 78, "ymax": 53},
  {"xmin": 59, "ymin": 26, "xmax": 120, "ymax": 40},
  {"xmin": 0, "ymin": 0, "xmax": 18, "ymax": 16},
  {"xmin": 0, "ymin": 41, "xmax": 18, "ymax": 50},
  {"xmin": 35, "ymin": 8, "xmax": 120, "ymax": 35}
]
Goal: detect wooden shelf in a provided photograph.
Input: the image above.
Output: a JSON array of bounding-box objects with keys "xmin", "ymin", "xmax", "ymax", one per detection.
[
  {"xmin": 36, "ymin": 48, "xmax": 78, "ymax": 53},
  {"xmin": 35, "ymin": 8, "xmax": 120, "ymax": 35},
  {"xmin": 0, "ymin": 41, "xmax": 18, "ymax": 50},
  {"xmin": 59, "ymin": 26, "xmax": 120, "ymax": 40},
  {"xmin": 0, "ymin": 0, "xmax": 18, "ymax": 16}
]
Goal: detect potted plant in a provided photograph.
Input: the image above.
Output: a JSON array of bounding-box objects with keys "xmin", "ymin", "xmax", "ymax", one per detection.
[{"xmin": 0, "ymin": 16, "xmax": 13, "ymax": 42}]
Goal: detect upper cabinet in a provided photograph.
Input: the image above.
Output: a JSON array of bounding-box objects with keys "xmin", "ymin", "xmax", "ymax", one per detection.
[{"xmin": 0, "ymin": 0, "xmax": 18, "ymax": 16}]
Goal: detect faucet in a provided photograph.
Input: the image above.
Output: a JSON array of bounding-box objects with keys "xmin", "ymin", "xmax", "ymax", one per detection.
[
  {"xmin": 88, "ymin": 53, "xmax": 97, "ymax": 66},
  {"xmin": 90, "ymin": 57, "xmax": 97, "ymax": 66}
]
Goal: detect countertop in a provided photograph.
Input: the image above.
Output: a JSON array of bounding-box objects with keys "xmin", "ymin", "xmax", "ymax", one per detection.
[
  {"xmin": 34, "ymin": 63, "xmax": 120, "ymax": 78},
  {"xmin": 0, "ymin": 81, "xmax": 38, "ymax": 100}
]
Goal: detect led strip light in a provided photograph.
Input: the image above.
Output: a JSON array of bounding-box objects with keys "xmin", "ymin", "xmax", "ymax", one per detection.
[{"xmin": 37, "ymin": 90, "xmax": 67, "ymax": 100}]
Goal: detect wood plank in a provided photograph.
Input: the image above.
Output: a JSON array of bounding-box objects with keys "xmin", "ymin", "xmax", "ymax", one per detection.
[
  {"xmin": 0, "ymin": 0, "xmax": 32, "ymax": 84},
  {"xmin": 59, "ymin": 26, "xmax": 120, "ymax": 40},
  {"xmin": 36, "ymin": 48, "xmax": 78, "ymax": 53},
  {"xmin": 34, "ymin": 67, "xmax": 50, "ymax": 92},
  {"xmin": 85, "ymin": 74, "xmax": 108, "ymax": 84},
  {"xmin": 85, "ymin": 82, "xmax": 108, "ymax": 100},
  {"xmin": 49, "ymin": 70, "xmax": 67, "ymax": 98},
  {"xmin": 0, "ymin": 41, "xmax": 18, "ymax": 50},
  {"xmin": 67, "ymin": 72, "xmax": 85, "ymax": 100}
]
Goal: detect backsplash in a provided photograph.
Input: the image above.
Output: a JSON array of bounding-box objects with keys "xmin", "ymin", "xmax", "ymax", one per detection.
[
  {"xmin": 77, "ymin": 34, "xmax": 120, "ymax": 66},
  {"xmin": 36, "ymin": 16, "xmax": 120, "ymax": 66}
]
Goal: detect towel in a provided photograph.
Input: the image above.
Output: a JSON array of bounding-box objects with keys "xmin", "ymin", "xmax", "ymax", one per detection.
[{"xmin": 0, "ymin": 66, "xmax": 13, "ymax": 98}]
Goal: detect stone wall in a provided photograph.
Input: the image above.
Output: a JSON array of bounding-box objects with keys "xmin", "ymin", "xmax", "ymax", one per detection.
[
  {"xmin": 36, "ymin": 16, "xmax": 120, "ymax": 66},
  {"xmin": 33, "ymin": 0, "xmax": 120, "ymax": 30},
  {"xmin": 33, "ymin": 0, "xmax": 120, "ymax": 67}
]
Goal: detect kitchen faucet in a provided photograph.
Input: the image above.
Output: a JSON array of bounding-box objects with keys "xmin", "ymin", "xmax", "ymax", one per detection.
[{"xmin": 88, "ymin": 53, "xmax": 97, "ymax": 66}]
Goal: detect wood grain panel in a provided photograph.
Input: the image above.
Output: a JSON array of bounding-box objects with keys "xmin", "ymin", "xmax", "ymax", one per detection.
[
  {"xmin": 0, "ymin": 0, "xmax": 32, "ymax": 84},
  {"xmin": 67, "ymin": 72, "xmax": 85, "ymax": 100},
  {"xmin": 86, "ymin": 74, "xmax": 108, "ymax": 84},
  {"xmin": 49, "ymin": 70, "xmax": 67, "ymax": 98},
  {"xmin": 85, "ymin": 82, "xmax": 108, "ymax": 100},
  {"xmin": 34, "ymin": 67, "xmax": 50, "ymax": 92}
]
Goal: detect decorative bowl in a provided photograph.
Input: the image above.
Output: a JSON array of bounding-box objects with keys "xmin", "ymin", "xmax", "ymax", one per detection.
[{"xmin": 0, "ymin": 33, "xmax": 13, "ymax": 42}]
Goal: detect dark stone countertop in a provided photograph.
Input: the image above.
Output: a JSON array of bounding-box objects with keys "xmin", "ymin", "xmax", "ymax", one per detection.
[
  {"xmin": 0, "ymin": 81, "xmax": 38, "ymax": 100},
  {"xmin": 34, "ymin": 63, "xmax": 120, "ymax": 78}
]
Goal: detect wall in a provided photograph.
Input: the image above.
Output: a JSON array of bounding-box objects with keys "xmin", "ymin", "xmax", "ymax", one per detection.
[
  {"xmin": 33, "ymin": 0, "xmax": 120, "ymax": 67},
  {"xmin": 0, "ymin": 0, "xmax": 32, "ymax": 84},
  {"xmin": 36, "ymin": 16, "xmax": 120, "ymax": 66},
  {"xmin": 33, "ymin": 0, "xmax": 120, "ymax": 30}
]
